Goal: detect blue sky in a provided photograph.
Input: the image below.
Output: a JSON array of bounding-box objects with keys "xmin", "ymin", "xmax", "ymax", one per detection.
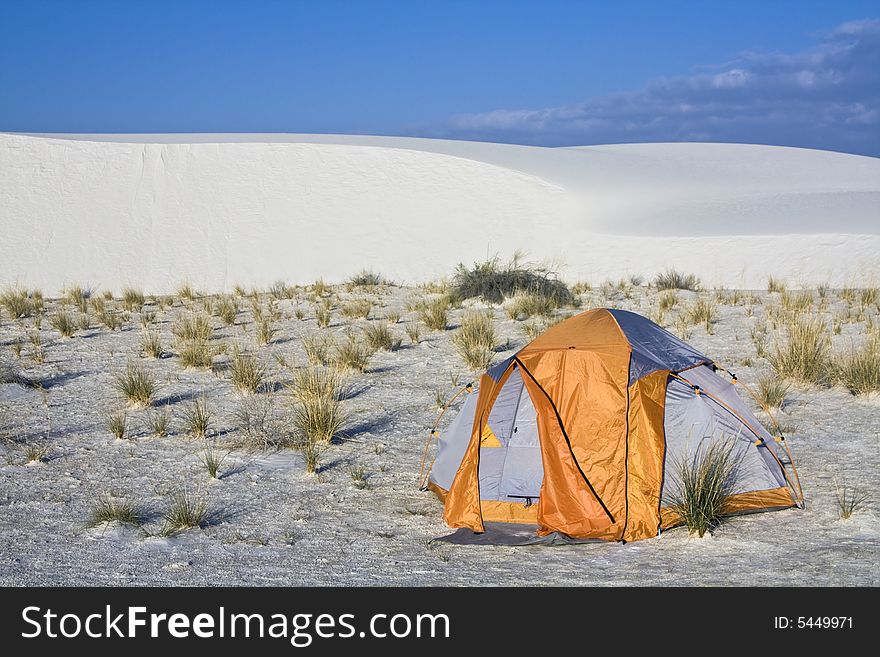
[{"xmin": 1, "ymin": 1, "xmax": 878, "ymax": 155}]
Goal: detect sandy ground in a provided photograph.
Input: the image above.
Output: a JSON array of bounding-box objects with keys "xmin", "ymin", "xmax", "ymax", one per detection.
[{"xmin": 0, "ymin": 283, "xmax": 877, "ymax": 586}]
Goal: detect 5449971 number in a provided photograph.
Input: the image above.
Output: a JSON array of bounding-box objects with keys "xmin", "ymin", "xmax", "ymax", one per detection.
[{"xmin": 774, "ymin": 617, "xmax": 853, "ymax": 629}]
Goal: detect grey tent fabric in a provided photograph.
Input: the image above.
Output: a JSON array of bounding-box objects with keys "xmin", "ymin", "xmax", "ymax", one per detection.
[
  {"xmin": 486, "ymin": 355, "xmax": 515, "ymax": 382},
  {"xmin": 607, "ymin": 308, "xmax": 711, "ymax": 383},
  {"xmin": 434, "ymin": 522, "xmax": 601, "ymax": 546},
  {"xmin": 429, "ymin": 389, "xmax": 479, "ymax": 491},
  {"xmin": 430, "ymin": 365, "xmax": 544, "ymax": 502},
  {"xmin": 479, "ymin": 366, "xmax": 543, "ymax": 502},
  {"xmin": 661, "ymin": 367, "xmax": 788, "ymax": 506}
]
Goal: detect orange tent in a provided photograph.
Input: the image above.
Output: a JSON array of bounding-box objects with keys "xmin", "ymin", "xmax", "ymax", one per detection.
[{"xmin": 423, "ymin": 308, "xmax": 802, "ymax": 543}]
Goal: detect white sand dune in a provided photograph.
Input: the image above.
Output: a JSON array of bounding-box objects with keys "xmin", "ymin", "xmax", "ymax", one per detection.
[{"xmin": 1, "ymin": 133, "xmax": 878, "ymax": 293}]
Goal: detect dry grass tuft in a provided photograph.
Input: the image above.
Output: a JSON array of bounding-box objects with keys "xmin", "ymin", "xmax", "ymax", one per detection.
[
  {"xmin": 768, "ymin": 316, "xmax": 830, "ymax": 385},
  {"xmin": 342, "ymin": 299, "xmax": 373, "ymax": 319},
  {"xmin": 453, "ymin": 311, "xmax": 497, "ymax": 370},
  {"xmin": 161, "ymin": 489, "xmax": 208, "ymax": 535},
  {"xmin": 754, "ymin": 373, "xmax": 790, "ymax": 411},
  {"xmin": 106, "ymin": 410, "xmax": 128, "ymax": 440},
  {"xmin": 181, "ymin": 395, "xmax": 212, "ymax": 438},
  {"xmin": 113, "ymin": 362, "xmax": 157, "ymax": 407},
  {"xmin": 333, "ymin": 332, "xmax": 372, "ymax": 372},
  {"xmin": 363, "ymin": 322, "xmax": 401, "ymax": 351},
  {"xmin": 50, "ymin": 311, "xmax": 76, "ymax": 337},
  {"xmin": 767, "ymin": 276, "xmax": 786, "ymax": 294},
  {"xmin": 302, "ymin": 332, "xmax": 332, "ymax": 366},
  {"xmin": 140, "ymin": 329, "xmax": 164, "ymax": 358},
  {"xmin": 229, "ymin": 350, "xmax": 267, "ymax": 394},
  {"xmin": 291, "ymin": 395, "xmax": 348, "ymax": 445},
  {"xmin": 89, "ymin": 494, "xmax": 144, "ymax": 527},
  {"xmin": 831, "ymin": 338, "xmax": 880, "ymax": 396},
  {"xmin": 415, "ymin": 296, "xmax": 450, "ymax": 331},
  {"xmin": 121, "ymin": 287, "xmax": 145, "ymax": 311}
]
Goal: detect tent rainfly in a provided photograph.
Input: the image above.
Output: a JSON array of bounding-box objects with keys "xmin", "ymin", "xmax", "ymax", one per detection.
[{"xmin": 421, "ymin": 308, "xmax": 803, "ymax": 544}]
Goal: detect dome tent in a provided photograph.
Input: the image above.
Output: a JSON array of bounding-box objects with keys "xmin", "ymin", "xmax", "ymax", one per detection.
[{"xmin": 422, "ymin": 308, "xmax": 802, "ymax": 544}]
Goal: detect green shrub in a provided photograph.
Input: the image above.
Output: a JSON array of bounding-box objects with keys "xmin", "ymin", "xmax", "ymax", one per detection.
[
  {"xmin": 668, "ymin": 440, "xmax": 741, "ymax": 537},
  {"xmin": 453, "ymin": 254, "xmax": 572, "ymax": 305},
  {"xmin": 654, "ymin": 269, "xmax": 700, "ymax": 291}
]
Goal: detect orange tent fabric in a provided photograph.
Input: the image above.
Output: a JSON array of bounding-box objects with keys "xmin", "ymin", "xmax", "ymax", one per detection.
[{"xmin": 433, "ymin": 308, "xmax": 797, "ymax": 542}]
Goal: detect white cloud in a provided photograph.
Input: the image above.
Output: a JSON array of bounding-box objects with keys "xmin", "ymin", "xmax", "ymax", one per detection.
[{"xmin": 425, "ymin": 19, "xmax": 880, "ymax": 156}]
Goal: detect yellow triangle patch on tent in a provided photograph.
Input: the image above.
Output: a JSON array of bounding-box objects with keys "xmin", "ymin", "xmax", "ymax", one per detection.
[{"xmin": 480, "ymin": 423, "xmax": 501, "ymax": 447}]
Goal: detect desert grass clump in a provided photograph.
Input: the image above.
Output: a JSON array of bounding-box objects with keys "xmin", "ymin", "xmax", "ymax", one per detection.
[
  {"xmin": 162, "ymin": 489, "xmax": 208, "ymax": 535},
  {"xmin": 654, "ymin": 269, "xmax": 700, "ymax": 291},
  {"xmin": 333, "ymin": 332, "xmax": 372, "ymax": 372},
  {"xmin": 140, "ymin": 328, "xmax": 164, "ymax": 358},
  {"xmin": 349, "ymin": 465, "xmax": 370, "ymax": 490},
  {"xmin": 121, "ymin": 287, "xmax": 145, "ymax": 311},
  {"xmin": 230, "ymin": 350, "xmax": 267, "ymax": 394},
  {"xmin": 0, "ymin": 287, "xmax": 35, "ymax": 318},
  {"xmin": 89, "ymin": 494, "xmax": 143, "ymax": 527},
  {"xmin": 106, "ymin": 410, "xmax": 128, "ymax": 440},
  {"xmin": 78, "ymin": 313, "xmax": 91, "ymax": 331},
  {"xmin": 831, "ymin": 339, "xmax": 880, "ymax": 396},
  {"xmin": 269, "ymin": 280, "xmax": 294, "ymax": 300},
  {"xmin": 215, "ymin": 295, "xmax": 239, "ymax": 325},
  {"xmin": 25, "ymin": 331, "xmax": 43, "ymax": 363},
  {"xmin": 25, "ymin": 443, "xmax": 50, "ymax": 463},
  {"xmin": 199, "ymin": 446, "xmax": 228, "ymax": 479},
  {"xmin": 311, "ymin": 278, "xmax": 331, "ymax": 298},
  {"xmin": 177, "ymin": 338, "xmax": 214, "ymax": 368},
  {"xmin": 50, "ymin": 310, "xmax": 76, "ymax": 338},
  {"xmin": 181, "ymin": 395, "xmax": 212, "ymax": 439},
  {"xmin": 314, "ymin": 302, "xmax": 332, "ymax": 328},
  {"xmin": 291, "ymin": 366, "xmax": 347, "ymax": 403},
  {"xmin": 292, "ymin": 393, "xmax": 348, "ymax": 445},
  {"xmin": 416, "ymin": 296, "xmax": 450, "ymax": 331},
  {"xmin": 860, "ymin": 287, "xmax": 878, "ymax": 309},
  {"xmin": 668, "ymin": 439, "xmax": 741, "ymax": 537},
  {"xmin": 385, "ymin": 311, "xmax": 401, "ymax": 324},
  {"xmin": 658, "ymin": 290, "xmax": 679, "ymax": 311},
  {"xmin": 172, "ymin": 313, "xmax": 214, "ymax": 342},
  {"xmin": 63, "ymin": 285, "xmax": 91, "ymax": 312},
  {"xmin": 298, "ymin": 436, "xmax": 321, "ymax": 475},
  {"xmin": 780, "ymin": 289, "xmax": 813, "ymax": 315},
  {"xmin": 176, "ymin": 282, "xmax": 198, "ymax": 302},
  {"xmin": 453, "ymin": 311, "xmax": 497, "ymax": 370},
  {"xmin": 302, "ymin": 332, "xmax": 332, "ymax": 366},
  {"xmin": 97, "ymin": 308, "xmax": 123, "ymax": 331},
  {"xmin": 768, "ymin": 316, "xmax": 830, "ymax": 384},
  {"xmin": 767, "ymin": 276, "xmax": 786, "ymax": 294},
  {"xmin": 504, "ymin": 291, "xmax": 561, "ymax": 320},
  {"xmin": 140, "ymin": 310, "xmax": 157, "ymax": 328},
  {"xmin": 834, "ymin": 480, "xmax": 869, "ymax": 520},
  {"xmin": 255, "ymin": 317, "xmax": 276, "ymax": 346},
  {"xmin": 146, "ymin": 407, "xmax": 170, "ymax": 437},
  {"xmin": 234, "ymin": 394, "xmax": 287, "ymax": 449},
  {"xmin": 405, "ymin": 322, "xmax": 422, "ymax": 344},
  {"xmin": 363, "ymin": 322, "xmax": 400, "ymax": 351},
  {"xmin": 347, "ymin": 269, "xmax": 383, "ymax": 288},
  {"xmin": 342, "ymin": 298, "xmax": 373, "ymax": 319},
  {"xmin": 113, "ymin": 361, "xmax": 157, "ymax": 407},
  {"xmin": 453, "ymin": 254, "xmax": 573, "ymax": 305},
  {"xmin": 754, "ymin": 373, "xmax": 790, "ymax": 411},
  {"xmin": 686, "ymin": 296, "xmax": 716, "ymax": 333}
]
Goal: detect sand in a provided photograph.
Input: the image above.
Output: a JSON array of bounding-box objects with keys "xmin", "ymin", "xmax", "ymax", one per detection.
[
  {"xmin": 2, "ymin": 134, "xmax": 878, "ymax": 294},
  {"xmin": 0, "ymin": 284, "xmax": 877, "ymax": 586}
]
